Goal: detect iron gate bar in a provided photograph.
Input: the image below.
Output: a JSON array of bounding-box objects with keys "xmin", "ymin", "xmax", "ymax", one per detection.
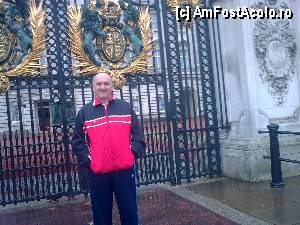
[
  {"xmin": 196, "ymin": 18, "xmax": 222, "ymax": 176},
  {"xmin": 27, "ymin": 83, "xmax": 39, "ymax": 200},
  {"xmin": 15, "ymin": 80, "xmax": 30, "ymax": 201},
  {"xmin": 38, "ymin": 79, "xmax": 47, "ymax": 198},
  {"xmin": 179, "ymin": 22, "xmax": 193, "ymax": 182},
  {"xmin": 0, "ymin": 131, "xmax": 4, "ymax": 205},
  {"xmin": 212, "ymin": 20, "xmax": 224, "ymax": 126},
  {"xmin": 184, "ymin": 24, "xmax": 199, "ymax": 179},
  {"xmin": 153, "ymin": 2, "xmax": 177, "ymax": 183},
  {"xmin": 5, "ymin": 91, "xmax": 18, "ymax": 204},
  {"xmin": 190, "ymin": 24, "xmax": 207, "ymax": 178},
  {"xmin": 44, "ymin": 0, "xmax": 74, "ymax": 198},
  {"xmin": 212, "ymin": 19, "xmax": 229, "ymax": 128},
  {"xmin": 161, "ymin": 0, "xmax": 190, "ymax": 184}
]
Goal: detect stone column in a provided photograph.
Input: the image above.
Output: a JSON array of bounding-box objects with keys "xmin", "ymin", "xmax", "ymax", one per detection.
[{"xmin": 216, "ymin": 0, "xmax": 300, "ymax": 181}]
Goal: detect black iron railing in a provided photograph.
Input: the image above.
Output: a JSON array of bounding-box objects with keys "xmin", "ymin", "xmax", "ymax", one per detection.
[
  {"xmin": 0, "ymin": 0, "xmax": 229, "ymax": 206},
  {"xmin": 258, "ymin": 123, "xmax": 300, "ymax": 188}
]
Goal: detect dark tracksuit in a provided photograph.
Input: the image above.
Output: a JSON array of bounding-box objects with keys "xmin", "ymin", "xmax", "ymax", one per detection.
[{"xmin": 71, "ymin": 97, "xmax": 145, "ymax": 225}]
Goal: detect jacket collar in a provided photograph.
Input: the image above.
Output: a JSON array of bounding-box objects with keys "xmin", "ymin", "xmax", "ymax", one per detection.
[{"xmin": 93, "ymin": 95, "xmax": 116, "ymax": 107}]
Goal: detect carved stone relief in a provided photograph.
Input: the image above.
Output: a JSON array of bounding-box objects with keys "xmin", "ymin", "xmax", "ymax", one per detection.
[{"xmin": 253, "ymin": 0, "xmax": 296, "ymax": 106}]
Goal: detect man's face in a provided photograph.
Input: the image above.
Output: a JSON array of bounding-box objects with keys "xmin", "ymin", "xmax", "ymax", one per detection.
[{"xmin": 92, "ymin": 73, "xmax": 113, "ymax": 102}]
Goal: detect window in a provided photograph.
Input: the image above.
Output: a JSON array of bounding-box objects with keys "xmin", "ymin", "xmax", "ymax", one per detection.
[
  {"xmin": 180, "ymin": 48, "xmax": 189, "ymax": 69},
  {"xmin": 153, "ymin": 49, "xmax": 161, "ymax": 71},
  {"xmin": 38, "ymin": 101, "xmax": 51, "ymax": 131},
  {"xmin": 179, "ymin": 40, "xmax": 190, "ymax": 70},
  {"xmin": 10, "ymin": 104, "xmax": 20, "ymax": 122},
  {"xmin": 158, "ymin": 95, "xmax": 165, "ymax": 113},
  {"xmin": 151, "ymin": 11, "xmax": 158, "ymax": 32},
  {"xmin": 132, "ymin": 97, "xmax": 140, "ymax": 114}
]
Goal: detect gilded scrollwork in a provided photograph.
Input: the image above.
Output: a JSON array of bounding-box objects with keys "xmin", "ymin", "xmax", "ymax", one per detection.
[{"xmin": 0, "ymin": 0, "xmax": 47, "ymax": 93}]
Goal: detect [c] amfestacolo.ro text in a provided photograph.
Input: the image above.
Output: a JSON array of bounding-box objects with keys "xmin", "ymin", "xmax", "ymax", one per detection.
[{"xmin": 176, "ymin": 5, "xmax": 293, "ymax": 21}]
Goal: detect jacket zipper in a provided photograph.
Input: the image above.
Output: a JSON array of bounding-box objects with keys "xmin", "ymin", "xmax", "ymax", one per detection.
[
  {"xmin": 104, "ymin": 102, "xmax": 115, "ymax": 166},
  {"xmin": 104, "ymin": 103, "xmax": 109, "ymax": 125}
]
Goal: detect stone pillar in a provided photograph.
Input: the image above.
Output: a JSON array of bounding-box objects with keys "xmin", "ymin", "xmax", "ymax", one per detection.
[{"xmin": 216, "ymin": 0, "xmax": 300, "ymax": 181}]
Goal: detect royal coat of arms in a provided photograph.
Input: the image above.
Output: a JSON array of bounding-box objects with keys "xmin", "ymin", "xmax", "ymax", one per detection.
[
  {"xmin": 68, "ymin": 0, "xmax": 153, "ymax": 89},
  {"xmin": 0, "ymin": 0, "xmax": 47, "ymax": 93}
]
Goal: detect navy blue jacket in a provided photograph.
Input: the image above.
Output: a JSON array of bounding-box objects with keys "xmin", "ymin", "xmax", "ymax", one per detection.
[{"xmin": 71, "ymin": 97, "xmax": 145, "ymax": 173}]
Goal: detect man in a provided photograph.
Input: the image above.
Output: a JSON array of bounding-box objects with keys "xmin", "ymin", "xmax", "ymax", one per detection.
[{"xmin": 71, "ymin": 73, "xmax": 145, "ymax": 225}]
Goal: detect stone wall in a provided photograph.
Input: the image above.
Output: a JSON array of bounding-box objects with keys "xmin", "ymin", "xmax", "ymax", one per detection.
[{"xmin": 215, "ymin": 0, "xmax": 300, "ymax": 181}]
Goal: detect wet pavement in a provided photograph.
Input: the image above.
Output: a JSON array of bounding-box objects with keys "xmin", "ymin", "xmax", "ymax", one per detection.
[
  {"xmin": 0, "ymin": 188, "xmax": 237, "ymax": 225},
  {"xmin": 0, "ymin": 176, "xmax": 299, "ymax": 225},
  {"xmin": 185, "ymin": 176, "xmax": 300, "ymax": 225}
]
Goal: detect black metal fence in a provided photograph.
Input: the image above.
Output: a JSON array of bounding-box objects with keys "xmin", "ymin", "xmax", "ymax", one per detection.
[
  {"xmin": 259, "ymin": 123, "xmax": 300, "ymax": 188},
  {"xmin": 0, "ymin": 0, "xmax": 228, "ymax": 206}
]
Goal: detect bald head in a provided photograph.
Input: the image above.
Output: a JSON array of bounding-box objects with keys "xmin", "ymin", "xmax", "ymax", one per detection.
[
  {"xmin": 92, "ymin": 73, "xmax": 113, "ymax": 85},
  {"xmin": 92, "ymin": 73, "xmax": 114, "ymax": 104}
]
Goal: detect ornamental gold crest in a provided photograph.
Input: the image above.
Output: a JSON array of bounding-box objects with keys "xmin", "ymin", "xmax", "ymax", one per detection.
[
  {"xmin": 68, "ymin": 0, "xmax": 153, "ymax": 89},
  {"xmin": 0, "ymin": 0, "xmax": 47, "ymax": 93}
]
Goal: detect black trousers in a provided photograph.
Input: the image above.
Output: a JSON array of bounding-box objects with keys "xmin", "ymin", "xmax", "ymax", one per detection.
[{"xmin": 88, "ymin": 167, "xmax": 140, "ymax": 225}]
